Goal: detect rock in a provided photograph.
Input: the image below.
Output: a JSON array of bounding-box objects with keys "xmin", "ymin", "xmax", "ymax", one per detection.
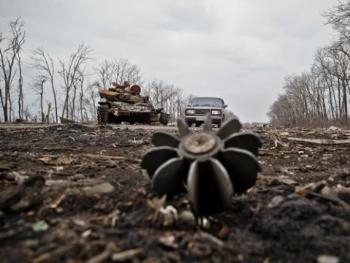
[
  {"xmin": 295, "ymin": 180, "xmax": 327, "ymax": 197},
  {"xmin": 32, "ymin": 220, "xmax": 49, "ymax": 232},
  {"xmin": 271, "ymin": 176, "xmax": 297, "ymax": 186},
  {"xmin": 159, "ymin": 234, "xmax": 178, "ymax": 249},
  {"xmin": 85, "ymin": 182, "xmax": 115, "ymax": 194},
  {"xmin": 268, "ymin": 195, "xmax": 285, "ymax": 208},
  {"xmin": 178, "ymin": 210, "xmax": 196, "ymax": 227},
  {"xmin": 328, "ymin": 126, "xmax": 341, "ymax": 132},
  {"xmin": 218, "ymin": 225, "xmax": 230, "ymax": 239},
  {"xmin": 111, "ymin": 248, "xmax": 143, "ymax": 262},
  {"xmin": 317, "ymin": 255, "xmax": 339, "ymax": 263},
  {"xmin": 160, "ymin": 205, "xmax": 178, "ymax": 227}
]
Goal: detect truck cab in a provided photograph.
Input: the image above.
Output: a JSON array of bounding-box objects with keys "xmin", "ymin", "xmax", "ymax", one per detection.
[{"xmin": 184, "ymin": 97, "xmax": 227, "ymax": 127}]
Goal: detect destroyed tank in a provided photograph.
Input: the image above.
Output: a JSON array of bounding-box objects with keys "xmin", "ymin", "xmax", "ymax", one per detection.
[{"xmin": 97, "ymin": 82, "xmax": 170, "ymax": 125}]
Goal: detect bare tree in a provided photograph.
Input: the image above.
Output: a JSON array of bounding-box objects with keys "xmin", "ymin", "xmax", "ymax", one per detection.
[
  {"xmin": 326, "ymin": 0, "xmax": 350, "ymax": 40},
  {"xmin": 144, "ymin": 80, "xmax": 193, "ymax": 120},
  {"xmin": 0, "ymin": 17, "xmax": 25, "ymax": 122},
  {"xmin": 112, "ymin": 59, "xmax": 142, "ymax": 85},
  {"xmin": 78, "ymin": 72, "xmax": 85, "ymax": 122},
  {"xmin": 96, "ymin": 59, "xmax": 142, "ymax": 87},
  {"xmin": 33, "ymin": 77, "xmax": 47, "ymax": 122},
  {"xmin": 269, "ymin": 2, "xmax": 350, "ymax": 127},
  {"xmin": 17, "ymin": 51, "xmax": 24, "ymax": 120},
  {"xmin": 58, "ymin": 43, "xmax": 91, "ymax": 121},
  {"xmin": 31, "ymin": 48, "xmax": 58, "ymax": 122},
  {"xmin": 85, "ymin": 81, "xmax": 99, "ymax": 121},
  {"xmin": 96, "ymin": 60, "xmax": 113, "ymax": 87}
]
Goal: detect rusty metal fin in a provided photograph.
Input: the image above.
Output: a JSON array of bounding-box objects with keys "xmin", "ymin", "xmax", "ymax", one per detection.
[
  {"xmin": 187, "ymin": 159, "xmax": 232, "ymax": 215},
  {"xmin": 152, "ymin": 132, "xmax": 180, "ymax": 148},
  {"xmin": 217, "ymin": 117, "xmax": 242, "ymax": 140},
  {"xmin": 141, "ymin": 146, "xmax": 178, "ymax": 178},
  {"xmin": 220, "ymin": 148, "xmax": 261, "ymax": 193},
  {"xmin": 224, "ymin": 132, "xmax": 262, "ymax": 156},
  {"xmin": 152, "ymin": 157, "xmax": 186, "ymax": 198}
]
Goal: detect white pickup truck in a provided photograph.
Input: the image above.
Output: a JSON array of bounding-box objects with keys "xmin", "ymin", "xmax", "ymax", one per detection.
[{"xmin": 184, "ymin": 97, "xmax": 228, "ymax": 127}]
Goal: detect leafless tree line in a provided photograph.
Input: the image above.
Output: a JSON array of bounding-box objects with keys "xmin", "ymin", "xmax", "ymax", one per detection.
[
  {"xmin": 0, "ymin": 18, "xmax": 193, "ymax": 123},
  {"xmin": 0, "ymin": 18, "xmax": 25, "ymax": 122},
  {"xmin": 96, "ymin": 59, "xmax": 142, "ymax": 88},
  {"xmin": 269, "ymin": 0, "xmax": 350, "ymax": 127},
  {"xmin": 143, "ymin": 81, "xmax": 195, "ymax": 121}
]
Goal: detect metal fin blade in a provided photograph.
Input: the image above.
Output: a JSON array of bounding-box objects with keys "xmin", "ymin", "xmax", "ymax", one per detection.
[
  {"xmin": 187, "ymin": 159, "xmax": 233, "ymax": 215},
  {"xmin": 203, "ymin": 113, "xmax": 212, "ymax": 132},
  {"xmin": 141, "ymin": 146, "xmax": 178, "ymax": 178},
  {"xmin": 224, "ymin": 132, "xmax": 262, "ymax": 156},
  {"xmin": 177, "ymin": 118, "xmax": 191, "ymax": 137},
  {"xmin": 217, "ymin": 117, "xmax": 242, "ymax": 140},
  {"xmin": 220, "ymin": 148, "xmax": 261, "ymax": 193},
  {"xmin": 152, "ymin": 157, "xmax": 186, "ymax": 197},
  {"xmin": 152, "ymin": 132, "xmax": 180, "ymax": 148}
]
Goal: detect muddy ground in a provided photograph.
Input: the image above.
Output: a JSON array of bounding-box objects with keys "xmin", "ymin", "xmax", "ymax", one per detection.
[{"xmin": 1, "ymin": 123, "xmax": 350, "ymax": 263}]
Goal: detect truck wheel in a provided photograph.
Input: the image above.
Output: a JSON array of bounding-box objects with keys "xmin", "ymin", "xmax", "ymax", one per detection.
[
  {"xmin": 97, "ymin": 105, "xmax": 109, "ymax": 124},
  {"xmin": 217, "ymin": 121, "xmax": 222, "ymax": 128},
  {"xmin": 195, "ymin": 122, "xmax": 202, "ymax": 127},
  {"xmin": 160, "ymin": 112, "xmax": 170, "ymax": 125},
  {"xmin": 186, "ymin": 121, "xmax": 193, "ymax": 127}
]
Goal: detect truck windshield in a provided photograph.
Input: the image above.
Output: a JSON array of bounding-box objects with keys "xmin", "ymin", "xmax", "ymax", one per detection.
[{"xmin": 191, "ymin": 97, "xmax": 224, "ymax": 107}]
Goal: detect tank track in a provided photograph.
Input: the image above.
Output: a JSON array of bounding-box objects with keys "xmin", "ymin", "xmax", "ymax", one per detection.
[{"xmin": 97, "ymin": 105, "xmax": 109, "ymax": 124}]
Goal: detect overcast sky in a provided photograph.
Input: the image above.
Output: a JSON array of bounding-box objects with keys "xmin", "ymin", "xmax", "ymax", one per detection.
[{"xmin": 0, "ymin": 0, "xmax": 337, "ymax": 122}]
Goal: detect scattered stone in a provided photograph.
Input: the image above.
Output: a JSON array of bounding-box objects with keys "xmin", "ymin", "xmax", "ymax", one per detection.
[
  {"xmin": 178, "ymin": 210, "xmax": 196, "ymax": 227},
  {"xmin": 111, "ymin": 248, "xmax": 143, "ymax": 262},
  {"xmin": 268, "ymin": 195, "xmax": 285, "ymax": 208},
  {"xmin": 32, "ymin": 220, "xmax": 49, "ymax": 232},
  {"xmin": 317, "ymin": 255, "xmax": 339, "ymax": 263},
  {"xmin": 0, "ymin": 175, "xmax": 45, "ymax": 213},
  {"xmin": 158, "ymin": 234, "xmax": 178, "ymax": 249},
  {"xmin": 295, "ymin": 180, "xmax": 327, "ymax": 197},
  {"xmin": 84, "ymin": 182, "xmax": 115, "ymax": 194},
  {"xmin": 160, "ymin": 205, "xmax": 178, "ymax": 227},
  {"xmin": 218, "ymin": 225, "xmax": 230, "ymax": 239}
]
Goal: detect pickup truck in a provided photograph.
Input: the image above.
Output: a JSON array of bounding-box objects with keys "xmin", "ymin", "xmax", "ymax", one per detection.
[{"xmin": 184, "ymin": 97, "xmax": 227, "ymax": 127}]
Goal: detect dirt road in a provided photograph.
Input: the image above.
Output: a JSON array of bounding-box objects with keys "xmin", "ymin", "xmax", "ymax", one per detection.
[{"xmin": 1, "ymin": 123, "xmax": 350, "ymax": 262}]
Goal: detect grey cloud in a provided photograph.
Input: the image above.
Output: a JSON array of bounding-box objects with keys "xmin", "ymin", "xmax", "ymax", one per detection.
[{"xmin": 0, "ymin": 0, "xmax": 336, "ymax": 122}]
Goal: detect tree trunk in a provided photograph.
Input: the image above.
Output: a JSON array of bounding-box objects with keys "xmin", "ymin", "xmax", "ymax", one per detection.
[
  {"xmin": 17, "ymin": 55, "xmax": 24, "ymax": 120},
  {"xmin": 40, "ymin": 90, "xmax": 44, "ymax": 123},
  {"xmin": 71, "ymin": 84, "xmax": 77, "ymax": 120},
  {"xmin": 50, "ymin": 77, "xmax": 58, "ymax": 123}
]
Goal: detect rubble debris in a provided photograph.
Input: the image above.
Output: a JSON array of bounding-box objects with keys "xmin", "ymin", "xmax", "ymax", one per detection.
[
  {"xmin": 178, "ymin": 210, "xmax": 196, "ymax": 227},
  {"xmin": 158, "ymin": 234, "xmax": 178, "ymax": 249},
  {"xmin": 84, "ymin": 182, "xmax": 115, "ymax": 195},
  {"xmin": 0, "ymin": 175, "xmax": 45, "ymax": 213},
  {"xmin": 146, "ymin": 195, "xmax": 167, "ymax": 223},
  {"xmin": 268, "ymin": 195, "xmax": 285, "ymax": 208},
  {"xmin": 60, "ymin": 117, "xmax": 75, "ymax": 124},
  {"xmin": 141, "ymin": 115, "xmax": 262, "ymax": 215},
  {"xmin": 217, "ymin": 225, "xmax": 231, "ymax": 239},
  {"xmin": 111, "ymin": 248, "xmax": 143, "ymax": 262},
  {"xmin": 288, "ymin": 137, "xmax": 350, "ymax": 145},
  {"xmin": 317, "ymin": 255, "xmax": 339, "ymax": 263},
  {"xmin": 295, "ymin": 180, "xmax": 350, "ymax": 209},
  {"xmin": 86, "ymin": 242, "xmax": 117, "ymax": 263},
  {"xmin": 1, "ymin": 124, "xmax": 350, "ymax": 262},
  {"xmin": 38, "ymin": 154, "xmax": 73, "ymax": 165},
  {"xmin": 159, "ymin": 205, "xmax": 178, "ymax": 226},
  {"xmin": 295, "ymin": 180, "xmax": 327, "ymax": 197},
  {"xmin": 32, "ymin": 220, "xmax": 49, "ymax": 232},
  {"xmin": 0, "ymin": 170, "xmax": 26, "ymax": 183}
]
